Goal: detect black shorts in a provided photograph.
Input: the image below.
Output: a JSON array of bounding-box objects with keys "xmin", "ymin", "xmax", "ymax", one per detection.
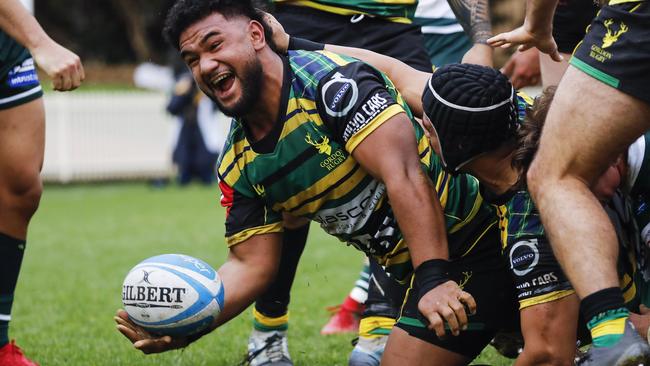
[
  {"xmin": 395, "ymin": 226, "xmax": 518, "ymax": 358},
  {"xmin": 553, "ymin": 0, "xmax": 599, "ymax": 54},
  {"xmin": 273, "ymin": 4, "xmax": 432, "ymax": 72},
  {"xmin": 0, "ymin": 52, "xmax": 42, "ymax": 110},
  {"xmin": 570, "ymin": 1, "xmax": 650, "ymax": 105},
  {"xmin": 505, "ymin": 236, "xmax": 574, "ymax": 309}
]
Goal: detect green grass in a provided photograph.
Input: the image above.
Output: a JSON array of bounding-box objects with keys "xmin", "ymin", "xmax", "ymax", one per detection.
[{"xmin": 11, "ymin": 183, "xmax": 513, "ymax": 365}]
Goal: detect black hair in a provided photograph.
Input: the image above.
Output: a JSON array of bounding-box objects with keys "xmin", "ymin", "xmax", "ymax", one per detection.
[{"xmin": 163, "ymin": 0, "xmax": 276, "ymax": 51}]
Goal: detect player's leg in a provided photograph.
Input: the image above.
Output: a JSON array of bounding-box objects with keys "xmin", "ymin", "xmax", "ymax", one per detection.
[
  {"xmin": 321, "ymin": 260, "xmax": 368, "ymax": 335},
  {"xmin": 515, "ymin": 295, "xmax": 580, "ymax": 365},
  {"xmin": 381, "ymin": 327, "xmax": 469, "ymax": 366},
  {"xmin": 247, "ymin": 214, "xmax": 309, "ymax": 366},
  {"xmin": 528, "ymin": 7, "xmax": 650, "ymax": 362},
  {"xmin": 0, "ymin": 92, "xmax": 44, "ymax": 366},
  {"xmin": 349, "ymin": 260, "xmax": 405, "ymax": 365}
]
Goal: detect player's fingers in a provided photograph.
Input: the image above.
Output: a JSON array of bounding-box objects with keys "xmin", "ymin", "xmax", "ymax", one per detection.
[
  {"xmin": 550, "ymin": 49, "xmax": 564, "ymax": 62},
  {"xmin": 71, "ymin": 69, "xmax": 82, "ymax": 90},
  {"xmin": 440, "ymin": 306, "xmax": 460, "ymax": 336},
  {"xmin": 134, "ymin": 336, "xmax": 173, "ymax": 354},
  {"xmin": 500, "ymin": 43, "xmax": 514, "ymax": 49},
  {"xmin": 458, "ymin": 291, "xmax": 477, "ymax": 315},
  {"xmin": 510, "ymin": 74, "xmax": 526, "ymax": 89},
  {"xmin": 449, "ymin": 298, "xmax": 469, "ymax": 331},
  {"xmin": 487, "ymin": 34, "xmax": 508, "ymax": 46},
  {"xmin": 426, "ymin": 312, "xmax": 446, "ymax": 338},
  {"xmin": 117, "ymin": 324, "xmax": 141, "ymax": 343}
]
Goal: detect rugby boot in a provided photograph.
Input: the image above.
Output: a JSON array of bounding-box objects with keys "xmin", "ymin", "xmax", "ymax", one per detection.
[
  {"xmin": 578, "ymin": 321, "xmax": 650, "ymax": 366},
  {"xmin": 247, "ymin": 329, "xmax": 293, "ymax": 366},
  {"xmin": 321, "ymin": 304, "xmax": 362, "ymax": 335},
  {"xmin": 0, "ymin": 340, "xmax": 38, "ymax": 366},
  {"xmin": 348, "ymin": 335, "xmax": 387, "ymax": 366}
]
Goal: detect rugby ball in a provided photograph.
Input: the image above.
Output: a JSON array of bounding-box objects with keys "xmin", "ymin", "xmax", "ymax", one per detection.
[{"xmin": 121, "ymin": 254, "xmax": 224, "ymax": 336}]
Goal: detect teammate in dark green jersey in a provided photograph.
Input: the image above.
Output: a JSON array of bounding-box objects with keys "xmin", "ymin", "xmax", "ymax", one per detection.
[
  {"xmin": 0, "ymin": 2, "xmax": 84, "ymax": 365},
  {"xmin": 115, "ymin": 1, "xmax": 518, "ymax": 364}
]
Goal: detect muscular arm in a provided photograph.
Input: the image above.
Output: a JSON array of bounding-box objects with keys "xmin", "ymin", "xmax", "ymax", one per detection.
[
  {"xmin": 352, "ymin": 113, "xmax": 448, "ymax": 266},
  {"xmin": 323, "ymin": 45, "xmax": 430, "ymax": 118},
  {"xmin": 116, "ymin": 233, "xmax": 283, "ymax": 353},
  {"xmin": 446, "ymin": 0, "xmax": 492, "ymax": 45},
  {"xmin": 0, "ymin": 0, "xmax": 84, "ymax": 90}
]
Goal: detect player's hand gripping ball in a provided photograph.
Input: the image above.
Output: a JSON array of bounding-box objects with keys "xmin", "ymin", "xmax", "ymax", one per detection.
[{"xmin": 121, "ymin": 254, "xmax": 224, "ymax": 336}]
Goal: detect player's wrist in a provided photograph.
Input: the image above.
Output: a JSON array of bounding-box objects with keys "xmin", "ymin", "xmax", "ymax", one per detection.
[{"xmin": 414, "ymin": 259, "xmax": 451, "ymax": 299}]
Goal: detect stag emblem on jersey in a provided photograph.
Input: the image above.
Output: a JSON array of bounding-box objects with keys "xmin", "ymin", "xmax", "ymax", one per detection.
[
  {"xmin": 602, "ymin": 19, "xmax": 628, "ymax": 49},
  {"xmin": 305, "ymin": 133, "xmax": 332, "ymax": 155},
  {"xmin": 458, "ymin": 271, "xmax": 473, "ymax": 289},
  {"xmin": 253, "ymin": 184, "xmax": 265, "ymax": 196}
]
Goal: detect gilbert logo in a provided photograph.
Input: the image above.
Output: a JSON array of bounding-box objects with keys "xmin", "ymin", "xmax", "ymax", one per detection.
[
  {"xmin": 602, "ymin": 19, "xmax": 628, "ymax": 48},
  {"xmin": 305, "ymin": 133, "xmax": 332, "ymax": 155}
]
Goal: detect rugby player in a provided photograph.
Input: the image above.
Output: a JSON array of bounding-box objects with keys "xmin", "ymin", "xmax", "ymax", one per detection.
[
  {"xmin": 488, "ymin": 0, "xmax": 650, "ymax": 363},
  {"xmin": 0, "ymin": 1, "xmax": 84, "ymax": 365},
  {"xmin": 115, "ymin": 1, "xmax": 518, "ymax": 364},
  {"xmin": 251, "ymin": 0, "xmax": 493, "ymax": 363}
]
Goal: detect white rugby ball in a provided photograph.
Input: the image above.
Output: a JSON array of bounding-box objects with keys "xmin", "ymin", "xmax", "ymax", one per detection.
[{"xmin": 121, "ymin": 254, "xmax": 224, "ymax": 336}]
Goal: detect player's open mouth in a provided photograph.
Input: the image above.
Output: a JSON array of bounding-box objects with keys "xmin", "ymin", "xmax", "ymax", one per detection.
[{"xmin": 211, "ymin": 72, "xmax": 235, "ymax": 94}]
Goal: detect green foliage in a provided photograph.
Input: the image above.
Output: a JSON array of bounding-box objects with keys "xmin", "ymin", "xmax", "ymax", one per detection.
[{"xmin": 12, "ymin": 183, "xmax": 513, "ymax": 365}]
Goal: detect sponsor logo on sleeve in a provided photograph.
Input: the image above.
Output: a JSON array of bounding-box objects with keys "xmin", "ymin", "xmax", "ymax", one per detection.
[
  {"xmin": 342, "ymin": 92, "xmax": 390, "ymax": 142},
  {"xmin": 321, "ymin": 72, "xmax": 358, "ymax": 117}
]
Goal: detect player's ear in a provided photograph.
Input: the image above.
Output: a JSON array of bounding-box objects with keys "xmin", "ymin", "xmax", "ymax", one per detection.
[{"xmin": 248, "ymin": 20, "xmax": 266, "ymax": 51}]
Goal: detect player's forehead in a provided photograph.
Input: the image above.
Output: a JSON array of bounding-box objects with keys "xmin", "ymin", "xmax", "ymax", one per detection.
[{"xmin": 178, "ymin": 12, "xmax": 244, "ymax": 50}]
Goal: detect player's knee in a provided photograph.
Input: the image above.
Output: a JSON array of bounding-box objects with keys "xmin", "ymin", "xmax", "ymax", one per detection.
[{"xmin": 0, "ymin": 171, "xmax": 43, "ymax": 219}]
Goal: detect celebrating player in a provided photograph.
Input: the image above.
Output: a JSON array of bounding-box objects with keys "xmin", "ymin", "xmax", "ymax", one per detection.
[
  {"xmin": 115, "ymin": 1, "xmax": 518, "ymax": 364},
  {"xmin": 0, "ymin": 1, "xmax": 84, "ymax": 366}
]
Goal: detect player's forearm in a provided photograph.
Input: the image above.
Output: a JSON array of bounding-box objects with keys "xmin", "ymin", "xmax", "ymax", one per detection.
[
  {"xmin": 323, "ymin": 44, "xmax": 429, "ymax": 117},
  {"xmin": 0, "ymin": 0, "xmax": 51, "ymax": 52},
  {"xmin": 523, "ymin": 0, "xmax": 558, "ymax": 36},
  {"xmin": 446, "ymin": 0, "xmax": 492, "ymax": 44},
  {"xmin": 385, "ymin": 168, "xmax": 450, "ymax": 268}
]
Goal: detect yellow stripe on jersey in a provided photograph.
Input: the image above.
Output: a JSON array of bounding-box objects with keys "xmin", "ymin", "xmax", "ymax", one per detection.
[
  {"xmin": 519, "ymin": 289, "xmax": 575, "ymax": 310},
  {"xmin": 418, "ymin": 136, "xmax": 432, "ymax": 164},
  {"xmin": 460, "ymin": 221, "xmax": 498, "ymax": 258},
  {"xmin": 218, "ymin": 138, "xmax": 258, "ymax": 186},
  {"xmin": 609, "ymin": 0, "xmax": 644, "ymax": 5},
  {"xmin": 621, "ymin": 273, "xmax": 637, "ymax": 304},
  {"xmin": 275, "ymin": 0, "xmax": 413, "ymax": 23},
  {"xmin": 496, "ymin": 205, "xmax": 509, "ymax": 250},
  {"xmin": 449, "ymin": 188, "xmax": 484, "ymax": 234},
  {"xmin": 346, "ymin": 106, "xmax": 405, "ymax": 153},
  {"xmin": 434, "ymin": 172, "xmax": 450, "ymax": 209},
  {"xmin": 317, "ymin": 50, "xmax": 352, "ymax": 67},
  {"xmin": 226, "ymin": 222, "xmax": 283, "ymax": 247},
  {"xmin": 273, "ymin": 158, "xmax": 366, "ymax": 215}
]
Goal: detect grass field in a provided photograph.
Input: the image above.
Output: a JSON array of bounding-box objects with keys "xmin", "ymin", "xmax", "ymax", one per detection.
[{"xmin": 10, "ymin": 183, "xmax": 514, "ymax": 365}]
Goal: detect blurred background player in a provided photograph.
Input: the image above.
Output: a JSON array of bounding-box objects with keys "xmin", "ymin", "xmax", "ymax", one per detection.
[
  {"xmin": 166, "ymin": 60, "xmax": 220, "ymax": 186},
  {"xmin": 0, "ymin": 0, "xmax": 84, "ymax": 365},
  {"xmin": 488, "ymin": 0, "xmax": 650, "ymax": 363},
  {"xmin": 251, "ymin": 1, "xmax": 493, "ymax": 364}
]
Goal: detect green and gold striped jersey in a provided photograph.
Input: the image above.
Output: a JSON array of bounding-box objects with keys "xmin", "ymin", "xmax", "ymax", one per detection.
[
  {"xmin": 218, "ymin": 50, "xmax": 495, "ymax": 281},
  {"xmin": 273, "ymin": 0, "xmax": 417, "ymax": 23},
  {"xmin": 0, "ymin": 30, "xmax": 29, "ymax": 77}
]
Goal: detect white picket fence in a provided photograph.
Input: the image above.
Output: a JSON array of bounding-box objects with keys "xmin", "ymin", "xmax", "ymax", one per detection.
[{"xmin": 41, "ymin": 91, "xmax": 177, "ymax": 183}]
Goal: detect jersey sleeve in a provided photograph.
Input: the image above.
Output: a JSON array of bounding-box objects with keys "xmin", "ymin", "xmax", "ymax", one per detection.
[
  {"xmin": 219, "ymin": 180, "xmax": 283, "ymax": 247},
  {"xmin": 315, "ymin": 61, "xmax": 406, "ymax": 153}
]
